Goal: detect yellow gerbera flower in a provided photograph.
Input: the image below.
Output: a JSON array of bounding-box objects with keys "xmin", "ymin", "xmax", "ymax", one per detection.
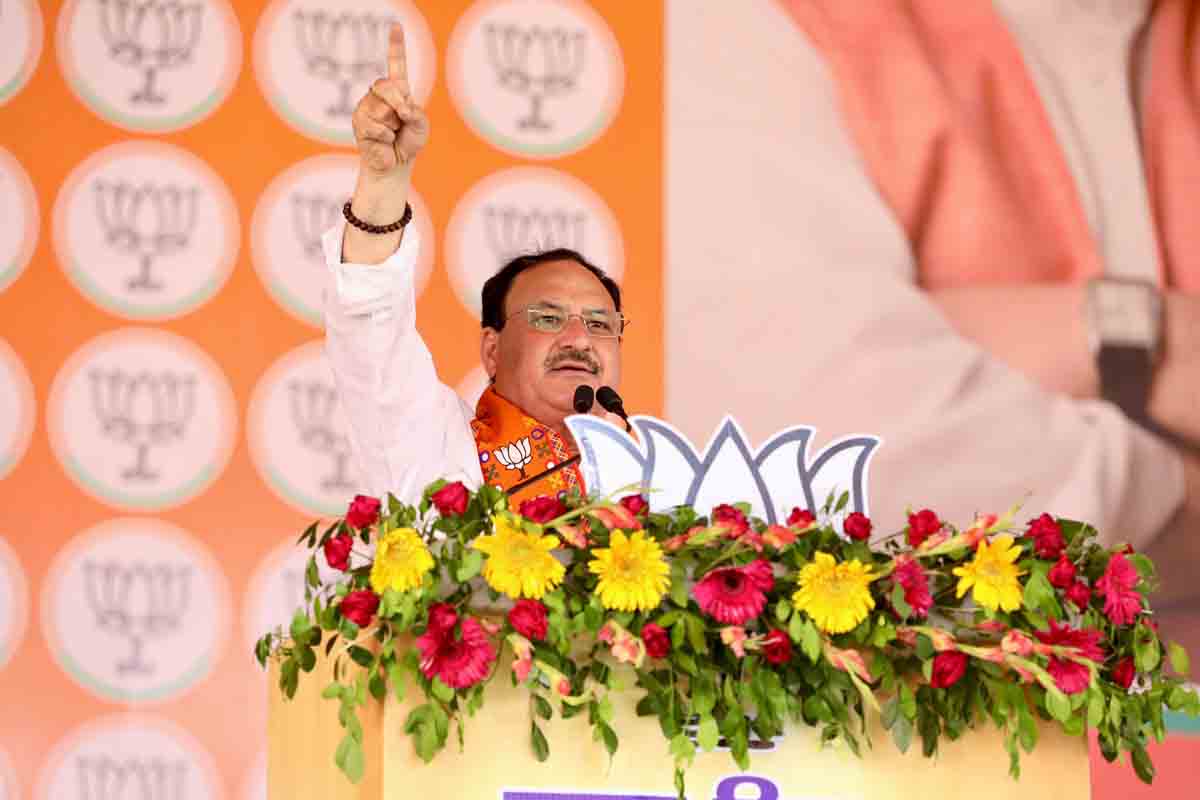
[
  {"xmin": 472, "ymin": 515, "xmax": 565, "ymax": 599},
  {"xmin": 792, "ymin": 552, "xmax": 877, "ymax": 634},
  {"xmin": 588, "ymin": 530, "xmax": 671, "ymax": 612},
  {"xmin": 369, "ymin": 527, "xmax": 434, "ymax": 594},
  {"xmin": 952, "ymin": 534, "xmax": 1025, "ymax": 612}
]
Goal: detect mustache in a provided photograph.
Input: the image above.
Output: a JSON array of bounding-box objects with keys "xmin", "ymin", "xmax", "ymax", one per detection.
[{"xmin": 545, "ymin": 347, "xmax": 600, "ymax": 374}]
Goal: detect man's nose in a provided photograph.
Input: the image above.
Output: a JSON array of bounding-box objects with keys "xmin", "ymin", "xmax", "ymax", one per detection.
[{"xmin": 556, "ymin": 314, "xmax": 593, "ymax": 345}]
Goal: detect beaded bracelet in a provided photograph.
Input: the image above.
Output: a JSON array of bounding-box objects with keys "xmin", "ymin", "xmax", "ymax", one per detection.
[{"xmin": 342, "ymin": 200, "xmax": 412, "ymax": 234}]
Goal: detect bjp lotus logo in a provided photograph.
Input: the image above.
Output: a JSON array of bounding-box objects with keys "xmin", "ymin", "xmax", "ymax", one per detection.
[
  {"xmin": 446, "ymin": 166, "xmax": 624, "ymax": 318},
  {"xmin": 566, "ymin": 414, "xmax": 881, "ymax": 526},
  {"xmin": 0, "ymin": 0, "xmax": 44, "ymax": 107},
  {"xmin": 494, "ymin": 437, "xmax": 533, "ymax": 478},
  {"xmin": 35, "ymin": 715, "xmax": 221, "ymax": 800},
  {"xmin": 254, "ymin": 0, "xmax": 436, "ymax": 145},
  {"xmin": 56, "ymin": 0, "xmax": 242, "ymax": 132},
  {"xmin": 0, "ymin": 147, "xmax": 40, "ymax": 295},
  {"xmin": 41, "ymin": 518, "xmax": 230, "ymax": 704},
  {"xmin": 447, "ymin": 0, "xmax": 624, "ymax": 158},
  {"xmin": 250, "ymin": 153, "xmax": 434, "ymax": 327},
  {"xmin": 53, "ymin": 141, "xmax": 239, "ymax": 322}
]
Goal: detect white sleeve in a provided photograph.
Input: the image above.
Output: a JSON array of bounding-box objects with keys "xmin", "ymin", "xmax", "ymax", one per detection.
[
  {"xmin": 321, "ymin": 218, "xmax": 482, "ymax": 504},
  {"xmin": 663, "ymin": 0, "xmax": 1185, "ymax": 546}
]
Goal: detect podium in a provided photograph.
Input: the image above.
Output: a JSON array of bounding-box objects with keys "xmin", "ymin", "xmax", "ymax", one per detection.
[{"xmin": 267, "ymin": 646, "xmax": 1091, "ymax": 800}]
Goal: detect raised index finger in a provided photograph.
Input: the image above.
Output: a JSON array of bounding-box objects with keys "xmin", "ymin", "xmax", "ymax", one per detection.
[{"xmin": 387, "ymin": 23, "xmax": 408, "ymax": 85}]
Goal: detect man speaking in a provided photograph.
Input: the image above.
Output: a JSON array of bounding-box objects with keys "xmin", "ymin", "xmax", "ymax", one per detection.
[{"xmin": 322, "ymin": 24, "xmax": 628, "ymax": 505}]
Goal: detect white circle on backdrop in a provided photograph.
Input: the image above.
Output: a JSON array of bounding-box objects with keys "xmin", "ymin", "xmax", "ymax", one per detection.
[
  {"xmin": 47, "ymin": 328, "xmax": 237, "ymax": 512},
  {"xmin": 446, "ymin": 0, "xmax": 625, "ymax": 158},
  {"xmin": 243, "ymin": 536, "xmax": 344, "ymax": 675},
  {"xmin": 254, "ymin": 0, "xmax": 436, "ymax": 146},
  {"xmin": 41, "ymin": 517, "xmax": 231, "ymax": 705},
  {"xmin": 251, "ymin": 153, "xmax": 435, "ymax": 328},
  {"xmin": 247, "ymin": 340, "xmax": 360, "ymax": 516},
  {"xmin": 444, "ymin": 165, "xmax": 624, "ymax": 318},
  {"xmin": 0, "ymin": 146, "xmax": 40, "ymax": 295},
  {"xmin": 0, "ymin": 0, "xmax": 44, "ymax": 106},
  {"xmin": 36, "ymin": 713, "xmax": 224, "ymax": 800},
  {"xmin": 0, "ymin": 536, "xmax": 29, "ymax": 673},
  {"xmin": 53, "ymin": 141, "xmax": 240, "ymax": 321},
  {"xmin": 0, "ymin": 339, "xmax": 35, "ymax": 484},
  {"xmin": 56, "ymin": 0, "xmax": 243, "ymax": 133}
]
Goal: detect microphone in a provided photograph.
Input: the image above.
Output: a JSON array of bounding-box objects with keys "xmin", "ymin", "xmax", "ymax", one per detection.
[
  {"xmin": 596, "ymin": 386, "xmax": 630, "ymax": 430},
  {"xmin": 573, "ymin": 385, "xmax": 595, "ymax": 413}
]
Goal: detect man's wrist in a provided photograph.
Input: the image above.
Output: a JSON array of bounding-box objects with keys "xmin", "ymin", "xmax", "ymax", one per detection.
[{"xmin": 351, "ymin": 166, "xmax": 412, "ymax": 225}]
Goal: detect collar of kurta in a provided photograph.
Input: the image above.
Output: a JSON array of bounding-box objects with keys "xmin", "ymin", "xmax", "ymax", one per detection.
[{"xmin": 470, "ymin": 386, "xmax": 586, "ymax": 505}]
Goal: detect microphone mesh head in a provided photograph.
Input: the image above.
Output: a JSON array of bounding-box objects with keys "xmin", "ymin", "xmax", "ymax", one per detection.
[
  {"xmin": 596, "ymin": 385, "xmax": 622, "ymax": 412},
  {"xmin": 573, "ymin": 385, "xmax": 595, "ymax": 413}
]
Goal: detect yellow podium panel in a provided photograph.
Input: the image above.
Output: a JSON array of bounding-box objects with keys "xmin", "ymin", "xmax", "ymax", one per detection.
[{"xmin": 269, "ymin": 651, "xmax": 1090, "ymax": 800}]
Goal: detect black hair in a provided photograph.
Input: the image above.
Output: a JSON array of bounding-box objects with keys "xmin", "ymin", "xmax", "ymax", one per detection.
[{"xmin": 479, "ymin": 248, "xmax": 622, "ymax": 331}]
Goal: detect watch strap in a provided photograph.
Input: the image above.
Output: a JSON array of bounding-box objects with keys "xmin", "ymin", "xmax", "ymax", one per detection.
[{"xmin": 1097, "ymin": 344, "xmax": 1154, "ymax": 426}]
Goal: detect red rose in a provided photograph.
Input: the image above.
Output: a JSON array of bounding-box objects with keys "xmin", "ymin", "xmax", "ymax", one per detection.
[
  {"xmin": 762, "ymin": 629, "xmax": 792, "ymax": 665},
  {"xmin": 843, "ymin": 512, "xmax": 873, "ymax": 542},
  {"xmin": 1026, "ymin": 513, "xmax": 1065, "ymax": 560},
  {"xmin": 619, "ymin": 494, "xmax": 649, "ymax": 516},
  {"xmin": 518, "ymin": 495, "xmax": 567, "ymax": 523},
  {"xmin": 339, "ymin": 590, "xmax": 380, "ymax": 627},
  {"xmin": 431, "ymin": 482, "xmax": 469, "ymax": 516},
  {"xmin": 712, "ymin": 504, "xmax": 750, "ymax": 536},
  {"xmin": 345, "ymin": 494, "xmax": 382, "ymax": 530},
  {"xmin": 1065, "ymin": 581, "xmax": 1091, "ymax": 609},
  {"xmin": 1111, "ymin": 656, "xmax": 1136, "ymax": 690},
  {"xmin": 930, "ymin": 651, "xmax": 968, "ymax": 688},
  {"xmin": 508, "ymin": 599, "xmax": 549, "ymax": 641},
  {"xmin": 427, "ymin": 602, "xmax": 459, "ymax": 633},
  {"xmin": 1048, "ymin": 555, "xmax": 1076, "ymax": 589},
  {"xmin": 641, "ymin": 623, "xmax": 670, "ymax": 659},
  {"xmin": 787, "ymin": 507, "xmax": 816, "ymax": 529},
  {"xmin": 906, "ymin": 509, "xmax": 941, "ymax": 547},
  {"xmin": 323, "ymin": 532, "xmax": 353, "ymax": 572}
]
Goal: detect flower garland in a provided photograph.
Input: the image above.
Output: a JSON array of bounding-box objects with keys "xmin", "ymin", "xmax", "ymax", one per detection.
[{"xmin": 256, "ymin": 482, "xmax": 1199, "ymax": 799}]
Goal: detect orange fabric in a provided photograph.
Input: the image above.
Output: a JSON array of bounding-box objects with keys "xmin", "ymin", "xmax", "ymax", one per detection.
[
  {"xmin": 782, "ymin": 0, "xmax": 1200, "ymax": 292},
  {"xmin": 470, "ymin": 386, "xmax": 586, "ymax": 504}
]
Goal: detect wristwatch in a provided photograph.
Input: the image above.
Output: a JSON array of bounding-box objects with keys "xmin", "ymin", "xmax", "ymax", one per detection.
[{"xmin": 1085, "ymin": 277, "xmax": 1164, "ymax": 425}]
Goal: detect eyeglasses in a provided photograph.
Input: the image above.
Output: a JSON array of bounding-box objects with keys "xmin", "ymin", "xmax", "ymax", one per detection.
[{"xmin": 505, "ymin": 304, "xmax": 629, "ymax": 338}]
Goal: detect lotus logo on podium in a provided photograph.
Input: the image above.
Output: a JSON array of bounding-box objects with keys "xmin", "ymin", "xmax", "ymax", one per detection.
[{"xmin": 565, "ymin": 415, "xmax": 880, "ymax": 524}]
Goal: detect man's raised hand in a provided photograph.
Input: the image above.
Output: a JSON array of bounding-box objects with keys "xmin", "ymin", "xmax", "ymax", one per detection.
[{"xmin": 352, "ymin": 23, "xmax": 430, "ymax": 177}]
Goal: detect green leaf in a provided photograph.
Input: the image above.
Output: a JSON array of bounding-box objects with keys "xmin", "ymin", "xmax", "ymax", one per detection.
[
  {"xmin": 296, "ymin": 645, "xmax": 316, "ymax": 672},
  {"xmin": 899, "ymin": 683, "xmax": 918, "ymax": 721},
  {"xmin": 290, "ymin": 609, "xmax": 311, "ymax": 642},
  {"xmin": 774, "ymin": 598, "xmax": 792, "ymax": 623},
  {"xmin": 322, "ymin": 682, "xmax": 342, "ymax": 700},
  {"xmin": 891, "ymin": 713, "xmax": 914, "ymax": 753},
  {"xmin": 1087, "ymin": 691, "xmax": 1105, "ymax": 728},
  {"xmin": 530, "ymin": 720, "xmax": 550, "ymax": 762},
  {"xmin": 431, "ymin": 677, "xmax": 455, "ymax": 704},
  {"xmin": 597, "ymin": 721, "xmax": 619, "ymax": 757},
  {"xmin": 669, "ymin": 732, "xmax": 696, "ymax": 766},
  {"xmin": 306, "ymin": 556, "xmax": 321, "ymax": 590},
  {"xmin": 1134, "ymin": 630, "xmax": 1161, "ymax": 673},
  {"xmin": 348, "ymin": 645, "xmax": 374, "ymax": 668},
  {"xmin": 834, "ymin": 491, "xmax": 850, "ymax": 513},
  {"xmin": 881, "ymin": 695, "xmax": 900, "ymax": 729},
  {"xmin": 338, "ymin": 733, "xmax": 365, "ymax": 783},
  {"xmin": 1169, "ymin": 641, "xmax": 1191, "ymax": 676},
  {"xmin": 793, "ymin": 617, "xmax": 821, "ymax": 664},
  {"xmin": 686, "ymin": 615, "xmax": 708, "ymax": 654},
  {"xmin": 696, "ymin": 715, "xmax": 719, "ymax": 751},
  {"xmin": 368, "ymin": 671, "xmax": 386, "ymax": 700},
  {"xmin": 388, "ymin": 660, "xmax": 407, "ymax": 703},
  {"xmin": 890, "ymin": 582, "xmax": 912, "ymax": 621},
  {"xmin": 455, "ymin": 550, "xmax": 484, "ymax": 582},
  {"xmin": 533, "ymin": 694, "xmax": 553, "ymax": 720},
  {"xmin": 1131, "ymin": 745, "xmax": 1155, "ymax": 784},
  {"xmin": 1045, "ymin": 689, "xmax": 1071, "ymax": 723},
  {"xmin": 692, "ymin": 677, "xmax": 716, "ymax": 716}
]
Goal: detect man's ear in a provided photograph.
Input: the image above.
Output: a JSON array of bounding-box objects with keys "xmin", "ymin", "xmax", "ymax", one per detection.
[{"xmin": 480, "ymin": 327, "xmax": 500, "ymax": 382}]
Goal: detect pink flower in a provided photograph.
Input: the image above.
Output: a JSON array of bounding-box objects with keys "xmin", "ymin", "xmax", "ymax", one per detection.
[
  {"xmin": 557, "ymin": 522, "xmax": 589, "ymax": 548},
  {"xmin": 1046, "ymin": 658, "xmax": 1092, "ymax": 694},
  {"xmin": 1034, "ymin": 621, "xmax": 1105, "ymax": 695},
  {"xmin": 762, "ymin": 629, "xmax": 792, "ymax": 665},
  {"xmin": 926, "ymin": 628, "xmax": 957, "ymax": 652},
  {"xmin": 960, "ymin": 513, "xmax": 999, "ymax": 550},
  {"xmin": 843, "ymin": 512, "xmax": 872, "ymax": 541},
  {"xmin": 557, "ymin": 677, "xmax": 572, "ymax": 696},
  {"xmin": 1065, "ymin": 581, "xmax": 1091, "ymax": 610},
  {"xmin": 598, "ymin": 621, "xmax": 645, "ymax": 667},
  {"xmin": 619, "ymin": 494, "xmax": 649, "ymax": 517},
  {"xmin": 824, "ymin": 643, "xmax": 873, "ymax": 683},
  {"xmin": 508, "ymin": 599, "xmax": 549, "ymax": 641},
  {"xmin": 339, "ymin": 590, "xmax": 379, "ymax": 627},
  {"xmin": 763, "ymin": 524, "xmax": 797, "ymax": 549},
  {"xmin": 892, "ymin": 555, "xmax": 932, "ymax": 618},
  {"xmin": 1001, "ymin": 630, "xmax": 1034, "ymax": 657},
  {"xmin": 735, "ymin": 529, "xmax": 765, "ymax": 552},
  {"xmin": 906, "ymin": 509, "xmax": 942, "ymax": 548},
  {"xmin": 509, "ymin": 634, "xmax": 534, "ymax": 682},
  {"xmin": 591, "ymin": 505, "xmax": 641, "ymax": 531},
  {"xmin": 1095, "ymin": 552, "xmax": 1142, "ymax": 626},
  {"xmin": 786, "ymin": 507, "xmax": 816, "ymax": 530},
  {"xmin": 1048, "ymin": 555, "xmax": 1077, "ymax": 589},
  {"xmin": 692, "ymin": 560, "xmax": 774, "ymax": 624},
  {"xmin": 1025, "ymin": 513, "xmax": 1065, "ymax": 560},
  {"xmin": 712, "ymin": 504, "xmax": 750, "ymax": 537},
  {"xmin": 427, "ymin": 603, "xmax": 459, "ymax": 633},
  {"xmin": 323, "ymin": 532, "xmax": 353, "ymax": 572},
  {"xmin": 416, "ymin": 615, "xmax": 497, "ymax": 689},
  {"xmin": 720, "ymin": 626, "xmax": 748, "ymax": 658},
  {"xmin": 930, "ymin": 651, "xmax": 968, "ymax": 688},
  {"xmin": 431, "ymin": 482, "xmax": 469, "ymax": 516},
  {"xmin": 1111, "ymin": 656, "xmax": 1136, "ymax": 690},
  {"xmin": 345, "ymin": 494, "xmax": 381, "ymax": 529},
  {"xmin": 641, "ymin": 623, "xmax": 670, "ymax": 659},
  {"xmin": 518, "ymin": 495, "xmax": 566, "ymax": 523}
]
